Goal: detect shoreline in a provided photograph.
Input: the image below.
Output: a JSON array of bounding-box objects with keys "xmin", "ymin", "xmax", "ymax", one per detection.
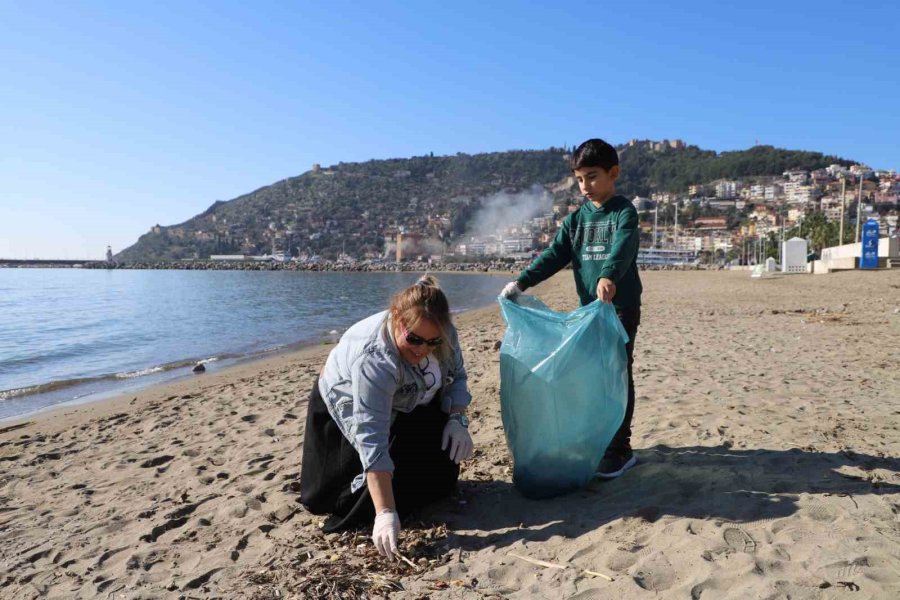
[
  {"xmin": 0, "ymin": 270, "xmax": 514, "ymax": 424},
  {"xmin": 0, "ymin": 301, "xmax": 501, "ymax": 429},
  {"xmin": 0, "ymin": 259, "xmax": 528, "ymax": 272}
]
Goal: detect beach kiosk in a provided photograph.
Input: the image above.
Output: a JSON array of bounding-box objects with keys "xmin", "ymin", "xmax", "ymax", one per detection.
[
  {"xmin": 860, "ymin": 219, "xmax": 879, "ymax": 269},
  {"xmin": 781, "ymin": 237, "xmax": 808, "ymax": 274}
]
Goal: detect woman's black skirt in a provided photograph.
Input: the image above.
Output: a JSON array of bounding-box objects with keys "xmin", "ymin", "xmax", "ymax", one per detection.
[{"xmin": 300, "ymin": 383, "xmax": 460, "ymax": 532}]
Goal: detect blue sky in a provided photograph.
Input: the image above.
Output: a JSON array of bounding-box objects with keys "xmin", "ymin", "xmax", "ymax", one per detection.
[{"xmin": 2, "ymin": 0, "xmax": 898, "ymax": 259}]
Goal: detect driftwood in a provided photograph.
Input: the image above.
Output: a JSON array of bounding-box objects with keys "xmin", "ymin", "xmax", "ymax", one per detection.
[{"xmin": 508, "ymin": 551, "xmax": 614, "ymax": 582}]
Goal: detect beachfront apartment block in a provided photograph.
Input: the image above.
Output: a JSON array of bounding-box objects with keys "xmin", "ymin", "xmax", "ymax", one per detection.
[
  {"xmin": 672, "ymin": 236, "xmax": 703, "ymax": 252},
  {"xmin": 682, "ymin": 230, "xmax": 733, "ymax": 252},
  {"xmin": 502, "ymin": 236, "xmax": 536, "ymax": 254}
]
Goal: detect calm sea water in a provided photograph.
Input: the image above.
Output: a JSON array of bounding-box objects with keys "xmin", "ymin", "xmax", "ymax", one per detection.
[{"xmin": 0, "ymin": 269, "xmax": 510, "ymax": 420}]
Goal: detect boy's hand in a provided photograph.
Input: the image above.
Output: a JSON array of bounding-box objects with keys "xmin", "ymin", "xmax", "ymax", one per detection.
[
  {"xmin": 596, "ymin": 278, "xmax": 616, "ymax": 304},
  {"xmin": 500, "ymin": 281, "xmax": 522, "ymax": 299}
]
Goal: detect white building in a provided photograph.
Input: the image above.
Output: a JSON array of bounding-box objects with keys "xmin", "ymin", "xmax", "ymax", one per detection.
[
  {"xmin": 632, "ymin": 196, "xmax": 652, "ymax": 212},
  {"xmin": 750, "ymin": 184, "xmax": 778, "ymax": 201},
  {"xmin": 820, "ymin": 196, "xmax": 844, "ymax": 221},
  {"xmin": 826, "ymin": 164, "xmax": 852, "ymax": 178},
  {"xmin": 784, "ymin": 181, "xmax": 814, "ymax": 204},
  {"xmin": 673, "ymin": 236, "xmax": 703, "ymax": 251},
  {"xmin": 788, "ymin": 207, "xmax": 805, "ymax": 222},
  {"xmin": 783, "ymin": 170, "xmax": 809, "ymax": 183},
  {"xmin": 715, "ymin": 180, "xmax": 739, "ymax": 199},
  {"xmin": 502, "ymin": 236, "xmax": 534, "ymax": 254}
]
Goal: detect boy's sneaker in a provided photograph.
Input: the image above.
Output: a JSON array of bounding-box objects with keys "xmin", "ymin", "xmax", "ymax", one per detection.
[{"xmin": 596, "ymin": 448, "xmax": 636, "ymax": 479}]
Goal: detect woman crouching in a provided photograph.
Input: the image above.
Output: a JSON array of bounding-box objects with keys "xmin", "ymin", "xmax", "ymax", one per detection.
[{"xmin": 300, "ymin": 275, "xmax": 474, "ymax": 559}]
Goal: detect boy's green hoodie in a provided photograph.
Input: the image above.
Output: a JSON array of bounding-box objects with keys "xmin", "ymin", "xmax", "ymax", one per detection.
[{"xmin": 516, "ymin": 195, "xmax": 642, "ymax": 309}]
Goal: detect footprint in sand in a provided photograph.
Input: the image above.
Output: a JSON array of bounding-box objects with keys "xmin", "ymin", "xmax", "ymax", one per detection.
[
  {"xmin": 484, "ymin": 564, "xmax": 524, "ymax": 595},
  {"xmin": 96, "ymin": 546, "xmax": 129, "ymax": 568},
  {"xmin": 181, "ymin": 568, "xmax": 223, "ymax": 591},
  {"xmin": 825, "ymin": 556, "xmax": 870, "ymax": 579},
  {"xmin": 804, "ymin": 501, "xmax": 838, "ymax": 523},
  {"xmin": 568, "ymin": 590, "xmax": 609, "ymax": 600},
  {"xmin": 632, "ymin": 551, "xmax": 676, "ymax": 592},
  {"xmin": 723, "ymin": 527, "xmax": 757, "ymax": 553},
  {"xmin": 125, "ymin": 550, "xmax": 163, "ymax": 572},
  {"xmin": 605, "ymin": 550, "xmax": 640, "ymax": 572},
  {"xmin": 690, "ymin": 580, "xmax": 726, "ymax": 599},
  {"xmin": 139, "ymin": 455, "xmax": 174, "ymax": 469}
]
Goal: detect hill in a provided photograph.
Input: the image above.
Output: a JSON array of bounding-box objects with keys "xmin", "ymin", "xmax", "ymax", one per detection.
[{"xmin": 116, "ymin": 143, "xmax": 852, "ymax": 261}]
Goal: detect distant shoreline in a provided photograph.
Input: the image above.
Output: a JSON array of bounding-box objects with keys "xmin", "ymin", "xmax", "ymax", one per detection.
[
  {"xmin": 0, "ymin": 258, "xmax": 706, "ymax": 272},
  {"xmin": 0, "ymin": 258, "xmax": 524, "ymax": 272}
]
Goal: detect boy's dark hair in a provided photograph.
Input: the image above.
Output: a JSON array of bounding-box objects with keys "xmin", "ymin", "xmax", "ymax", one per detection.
[{"xmin": 570, "ymin": 139, "xmax": 619, "ymax": 171}]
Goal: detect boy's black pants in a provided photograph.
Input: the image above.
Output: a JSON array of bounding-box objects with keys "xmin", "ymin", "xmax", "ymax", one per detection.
[{"xmin": 610, "ymin": 306, "xmax": 640, "ymax": 453}]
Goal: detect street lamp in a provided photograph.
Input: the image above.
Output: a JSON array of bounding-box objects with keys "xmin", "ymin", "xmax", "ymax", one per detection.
[
  {"xmin": 839, "ymin": 176, "xmax": 847, "ymax": 246},
  {"xmin": 855, "ymin": 173, "xmax": 864, "ymax": 243}
]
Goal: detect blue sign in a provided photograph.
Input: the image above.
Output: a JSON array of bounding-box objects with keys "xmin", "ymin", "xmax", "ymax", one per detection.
[{"xmin": 860, "ymin": 219, "xmax": 879, "ymax": 269}]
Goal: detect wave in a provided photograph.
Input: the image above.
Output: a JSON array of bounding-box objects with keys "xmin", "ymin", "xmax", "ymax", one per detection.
[
  {"xmin": 2, "ymin": 358, "xmax": 203, "ymax": 402},
  {"xmin": 114, "ymin": 366, "xmax": 165, "ymax": 379},
  {"xmin": 0, "ymin": 350, "xmax": 261, "ymax": 404},
  {"xmin": 0, "ymin": 376, "xmax": 101, "ymax": 400}
]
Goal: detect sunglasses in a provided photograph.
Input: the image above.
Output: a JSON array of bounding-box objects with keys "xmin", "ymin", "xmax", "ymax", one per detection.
[{"xmin": 401, "ymin": 323, "xmax": 443, "ymax": 347}]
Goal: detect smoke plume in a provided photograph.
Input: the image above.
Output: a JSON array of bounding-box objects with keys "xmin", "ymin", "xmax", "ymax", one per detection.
[{"xmin": 465, "ymin": 184, "xmax": 552, "ymax": 238}]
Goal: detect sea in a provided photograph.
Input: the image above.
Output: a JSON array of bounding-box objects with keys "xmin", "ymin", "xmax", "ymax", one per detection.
[{"xmin": 0, "ymin": 268, "xmax": 510, "ymax": 421}]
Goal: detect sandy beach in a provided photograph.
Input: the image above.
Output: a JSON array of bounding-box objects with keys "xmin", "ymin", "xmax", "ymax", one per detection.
[{"xmin": 2, "ymin": 269, "xmax": 898, "ymax": 599}]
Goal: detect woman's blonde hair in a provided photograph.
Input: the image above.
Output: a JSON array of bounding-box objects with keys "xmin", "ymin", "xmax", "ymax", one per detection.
[{"xmin": 388, "ymin": 274, "xmax": 453, "ymax": 363}]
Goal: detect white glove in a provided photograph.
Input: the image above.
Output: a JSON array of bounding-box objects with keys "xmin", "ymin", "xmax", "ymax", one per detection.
[
  {"xmin": 372, "ymin": 510, "xmax": 400, "ymax": 559},
  {"xmin": 442, "ymin": 419, "xmax": 474, "ymax": 463},
  {"xmin": 500, "ymin": 281, "xmax": 522, "ymax": 299}
]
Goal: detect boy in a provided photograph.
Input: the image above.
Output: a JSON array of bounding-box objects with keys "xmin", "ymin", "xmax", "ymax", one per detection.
[{"xmin": 501, "ymin": 138, "xmax": 642, "ymax": 479}]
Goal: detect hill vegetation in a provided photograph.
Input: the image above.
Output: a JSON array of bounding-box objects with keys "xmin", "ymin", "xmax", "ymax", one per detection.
[{"xmin": 116, "ymin": 143, "xmax": 852, "ymax": 261}]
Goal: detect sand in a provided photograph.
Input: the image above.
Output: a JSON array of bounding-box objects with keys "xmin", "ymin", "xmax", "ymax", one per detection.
[{"xmin": 1, "ymin": 269, "xmax": 898, "ymax": 599}]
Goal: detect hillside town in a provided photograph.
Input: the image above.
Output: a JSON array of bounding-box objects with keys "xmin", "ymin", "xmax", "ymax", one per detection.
[
  {"xmin": 102, "ymin": 143, "xmax": 899, "ymax": 269},
  {"xmin": 340, "ymin": 157, "xmax": 899, "ymax": 268}
]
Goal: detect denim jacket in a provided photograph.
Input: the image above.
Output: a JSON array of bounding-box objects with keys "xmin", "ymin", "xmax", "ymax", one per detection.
[{"xmin": 317, "ymin": 310, "xmax": 471, "ymax": 492}]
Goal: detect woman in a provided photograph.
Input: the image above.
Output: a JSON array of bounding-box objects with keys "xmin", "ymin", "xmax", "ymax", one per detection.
[{"xmin": 300, "ymin": 275, "xmax": 474, "ymax": 559}]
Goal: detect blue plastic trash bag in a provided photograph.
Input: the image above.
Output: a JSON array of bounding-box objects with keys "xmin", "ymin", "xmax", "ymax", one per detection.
[{"xmin": 498, "ymin": 294, "xmax": 629, "ymax": 498}]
